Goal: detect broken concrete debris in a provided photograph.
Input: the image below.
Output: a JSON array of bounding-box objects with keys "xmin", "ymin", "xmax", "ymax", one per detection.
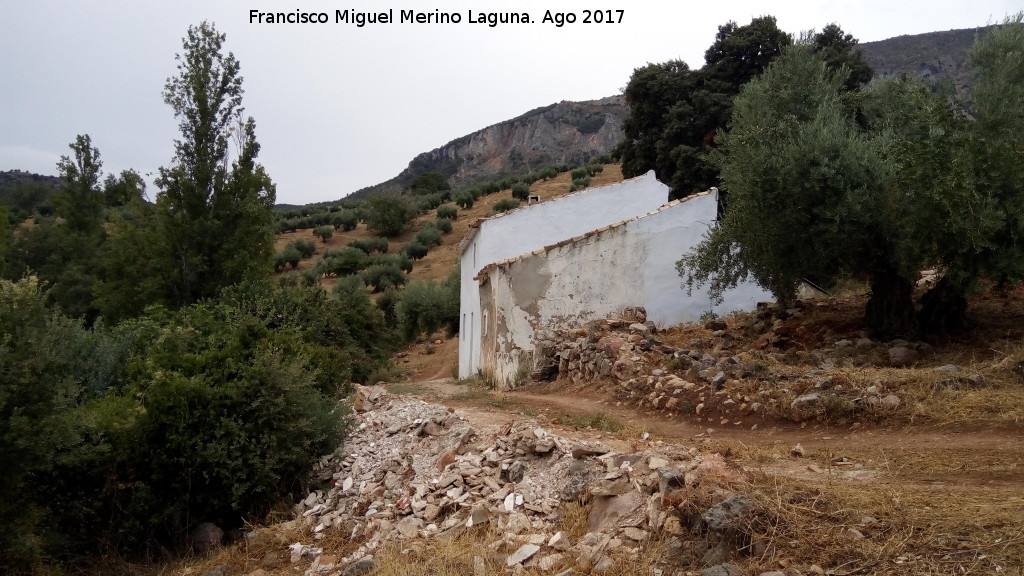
[{"xmin": 284, "ymin": 387, "xmax": 770, "ymax": 575}]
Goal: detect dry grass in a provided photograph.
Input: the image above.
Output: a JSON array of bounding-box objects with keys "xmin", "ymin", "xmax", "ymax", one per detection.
[{"xmin": 727, "ymin": 469, "xmax": 1024, "ymax": 575}]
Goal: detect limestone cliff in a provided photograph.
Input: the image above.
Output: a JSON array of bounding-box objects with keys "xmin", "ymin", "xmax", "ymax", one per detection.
[{"xmin": 350, "ymin": 95, "xmax": 626, "ymax": 198}]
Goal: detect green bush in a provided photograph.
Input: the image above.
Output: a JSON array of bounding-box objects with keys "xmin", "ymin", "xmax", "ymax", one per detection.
[
  {"xmin": 369, "ymin": 252, "xmax": 414, "ymax": 273},
  {"xmin": 454, "ymin": 192, "xmax": 475, "ymax": 209},
  {"xmin": 0, "ymin": 271, "xmax": 394, "ymax": 570},
  {"xmin": 414, "ymin": 223, "xmax": 443, "ymax": 248},
  {"xmin": 403, "ymin": 241, "xmax": 428, "ymax": 260},
  {"xmin": 375, "ymin": 288, "xmax": 401, "ymax": 323},
  {"xmin": 413, "ymin": 192, "xmax": 448, "ymax": 213},
  {"xmin": 288, "ymin": 238, "xmax": 316, "ymax": 259},
  {"xmin": 275, "ymin": 246, "xmax": 302, "ymax": 272},
  {"xmin": 570, "ymin": 167, "xmax": 589, "ymax": 180},
  {"xmin": 395, "ymin": 265, "xmax": 460, "ymax": 340},
  {"xmin": 511, "ymin": 182, "xmax": 530, "ymax": 200},
  {"xmin": 362, "ymin": 263, "xmax": 408, "ymax": 292},
  {"xmin": 107, "ymin": 302, "xmax": 350, "ymax": 550},
  {"xmin": 301, "ymin": 268, "xmax": 320, "ymax": 286},
  {"xmin": 318, "ymin": 247, "xmax": 369, "ymax": 277},
  {"xmin": 538, "ymin": 166, "xmax": 559, "ymax": 180},
  {"xmin": 366, "ymin": 195, "xmax": 415, "ymax": 237},
  {"xmin": 570, "ymin": 175, "xmax": 591, "ymax": 192},
  {"xmin": 332, "ymin": 210, "xmax": 358, "ymax": 231},
  {"xmin": 348, "ymin": 237, "xmax": 389, "ymax": 255},
  {"xmin": 278, "ymin": 270, "xmax": 301, "ymax": 286},
  {"xmin": 313, "ymin": 225, "xmax": 333, "ymax": 243},
  {"xmin": 478, "ymin": 181, "xmax": 501, "ymax": 195},
  {"xmin": 436, "ymin": 218, "xmax": 453, "ymax": 234},
  {"xmin": 436, "ymin": 204, "xmax": 458, "ymax": 220},
  {"xmin": 493, "ymin": 198, "xmax": 520, "ymax": 213}
]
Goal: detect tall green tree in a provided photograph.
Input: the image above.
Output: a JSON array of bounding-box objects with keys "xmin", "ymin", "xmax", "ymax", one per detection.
[
  {"xmin": 677, "ymin": 44, "xmax": 917, "ymax": 338},
  {"xmin": 55, "ymin": 134, "xmax": 105, "ymax": 234},
  {"xmin": 366, "ymin": 194, "xmax": 415, "ymax": 237},
  {"xmin": 155, "ymin": 21, "xmax": 275, "ymax": 306},
  {"xmin": 3, "ymin": 136, "xmax": 107, "ymax": 321},
  {"xmin": 93, "ymin": 198, "xmax": 170, "ymax": 323},
  {"xmin": 618, "ymin": 18, "xmax": 873, "ymax": 199},
  {"xmin": 679, "ymin": 17, "xmax": 1024, "ymax": 339},
  {"xmin": 619, "ymin": 17, "xmax": 792, "ymax": 198},
  {"xmin": 410, "ymin": 171, "xmax": 451, "ymax": 195},
  {"xmin": 102, "ymin": 169, "xmax": 146, "ymax": 207},
  {"xmin": 810, "ymin": 23, "xmax": 874, "ymax": 91}
]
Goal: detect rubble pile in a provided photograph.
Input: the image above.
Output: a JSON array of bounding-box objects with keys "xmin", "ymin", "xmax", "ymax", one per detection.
[
  {"xmin": 286, "ymin": 386, "xmax": 756, "ymax": 575},
  {"xmin": 528, "ymin": 305, "xmax": 974, "ymax": 425}
]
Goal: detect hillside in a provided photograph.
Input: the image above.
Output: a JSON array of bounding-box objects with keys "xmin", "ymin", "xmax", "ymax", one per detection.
[
  {"xmin": 0, "ymin": 170, "xmax": 61, "ymax": 219},
  {"xmin": 859, "ymin": 25, "xmax": 994, "ymax": 93},
  {"xmin": 274, "ymin": 165, "xmax": 626, "ymax": 293}
]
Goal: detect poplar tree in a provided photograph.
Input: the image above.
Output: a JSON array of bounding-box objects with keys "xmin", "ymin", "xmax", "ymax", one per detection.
[{"xmin": 155, "ymin": 21, "xmax": 275, "ymax": 305}]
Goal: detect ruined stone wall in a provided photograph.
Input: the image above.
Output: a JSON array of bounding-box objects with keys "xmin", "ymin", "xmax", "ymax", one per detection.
[{"xmin": 459, "ymin": 171, "xmax": 670, "ymax": 378}]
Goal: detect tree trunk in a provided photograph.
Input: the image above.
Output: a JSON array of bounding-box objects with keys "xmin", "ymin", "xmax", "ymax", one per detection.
[
  {"xmin": 918, "ymin": 276, "xmax": 968, "ymax": 338},
  {"xmin": 865, "ymin": 268, "xmax": 917, "ymax": 340}
]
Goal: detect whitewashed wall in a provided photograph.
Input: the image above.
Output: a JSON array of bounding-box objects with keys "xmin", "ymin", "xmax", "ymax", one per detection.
[
  {"xmin": 479, "ymin": 191, "xmax": 772, "ymax": 386},
  {"xmin": 458, "ymin": 171, "xmax": 669, "ymax": 378}
]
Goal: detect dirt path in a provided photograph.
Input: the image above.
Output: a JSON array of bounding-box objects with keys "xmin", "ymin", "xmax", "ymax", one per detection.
[{"xmin": 401, "ymin": 376, "xmax": 1024, "ymax": 493}]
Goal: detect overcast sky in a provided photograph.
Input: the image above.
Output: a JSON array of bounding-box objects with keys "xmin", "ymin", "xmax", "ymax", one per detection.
[{"xmin": 1, "ymin": 1, "xmax": 1018, "ymax": 205}]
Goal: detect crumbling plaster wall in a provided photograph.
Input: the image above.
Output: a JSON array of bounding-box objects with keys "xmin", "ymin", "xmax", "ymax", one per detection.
[
  {"xmin": 459, "ymin": 171, "xmax": 670, "ymax": 378},
  {"xmin": 481, "ymin": 192, "xmax": 772, "ymax": 387}
]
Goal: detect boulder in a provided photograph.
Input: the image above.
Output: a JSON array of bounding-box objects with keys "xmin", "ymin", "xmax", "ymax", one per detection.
[
  {"xmin": 702, "ymin": 494, "xmax": 754, "ymax": 533},
  {"xmin": 190, "ymin": 522, "xmax": 224, "ymax": 554}
]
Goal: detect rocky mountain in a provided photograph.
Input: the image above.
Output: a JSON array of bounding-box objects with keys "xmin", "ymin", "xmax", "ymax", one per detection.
[
  {"xmin": 348, "ymin": 95, "xmax": 627, "ymax": 199},
  {"xmin": 859, "ymin": 25, "xmax": 994, "ymax": 94}
]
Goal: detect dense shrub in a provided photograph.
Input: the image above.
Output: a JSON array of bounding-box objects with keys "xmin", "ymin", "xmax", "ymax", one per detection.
[
  {"xmin": 570, "ymin": 175, "xmax": 591, "ymax": 191},
  {"xmin": 413, "ymin": 192, "xmax": 448, "ymax": 213},
  {"xmin": 403, "ymin": 241, "xmax": 428, "ymax": 260},
  {"xmin": 454, "ymin": 191, "xmax": 475, "ymax": 209},
  {"xmin": 395, "ymin": 265, "xmax": 460, "ymax": 340},
  {"xmin": 332, "ymin": 210, "xmax": 358, "ymax": 231},
  {"xmin": 348, "ymin": 236, "xmax": 389, "ymax": 255},
  {"xmin": 278, "ymin": 270, "xmax": 301, "ymax": 286},
  {"xmin": 538, "ymin": 166, "xmax": 559, "ymax": 180},
  {"xmin": 435, "ymin": 218, "xmax": 453, "ymax": 234},
  {"xmin": 366, "ymin": 195, "xmax": 415, "ymax": 237},
  {"xmin": 511, "ymin": 182, "xmax": 530, "ymax": 200},
  {"xmin": 478, "ymin": 181, "xmax": 501, "ymax": 195},
  {"xmin": 275, "ymin": 245, "xmax": 302, "ymax": 271},
  {"xmin": 436, "ymin": 204, "xmax": 458, "ymax": 220},
  {"xmin": 493, "ymin": 198, "xmax": 520, "ymax": 213},
  {"xmin": 318, "ymin": 247, "xmax": 369, "ymax": 277},
  {"xmin": 414, "ymin": 223, "xmax": 443, "ymax": 248},
  {"xmin": 1, "ymin": 278, "xmax": 388, "ymax": 567},
  {"xmin": 369, "ymin": 252, "xmax": 414, "ymax": 273},
  {"xmin": 313, "ymin": 224, "xmax": 333, "ymax": 243},
  {"xmin": 288, "ymin": 238, "xmax": 316, "ymax": 259},
  {"xmin": 362, "ymin": 263, "xmax": 408, "ymax": 292}
]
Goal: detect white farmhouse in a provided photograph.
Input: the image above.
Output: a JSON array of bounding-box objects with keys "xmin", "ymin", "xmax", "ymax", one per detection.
[
  {"xmin": 458, "ymin": 171, "xmax": 668, "ymax": 378},
  {"xmin": 457, "ymin": 171, "xmax": 771, "ymax": 386}
]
